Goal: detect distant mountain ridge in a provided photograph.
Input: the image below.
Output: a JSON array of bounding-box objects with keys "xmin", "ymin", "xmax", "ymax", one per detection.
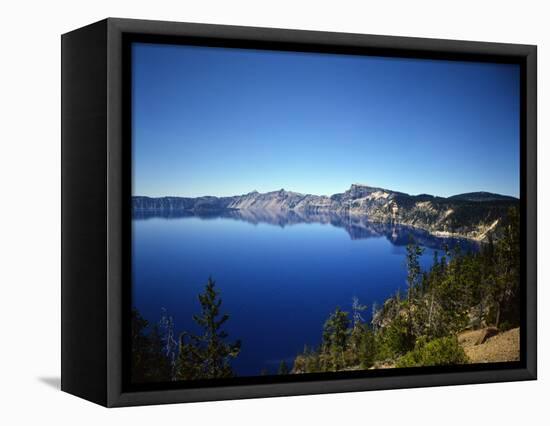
[
  {"xmin": 132, "ymin": 184, "xmax": 518, "ymax": 241},
  {"xmin": 448, "ymin": 192, "xmax": 518, "ymax": 202}
]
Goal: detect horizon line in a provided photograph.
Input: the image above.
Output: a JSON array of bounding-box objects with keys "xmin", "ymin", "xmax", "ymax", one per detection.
[{"xmin": 132, "ymin": 183, "xmax": 519, "ymax": 200}]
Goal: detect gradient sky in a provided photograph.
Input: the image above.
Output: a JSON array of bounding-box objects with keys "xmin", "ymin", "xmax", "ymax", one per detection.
[{"xmin": 132, "ymin": 42, "xmax": 520, "ymax": 198}]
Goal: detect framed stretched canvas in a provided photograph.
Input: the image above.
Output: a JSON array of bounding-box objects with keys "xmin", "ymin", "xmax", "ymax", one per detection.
[{"xmin": 61, "ymin": 18, "xmax": 537, "ymax": 407}]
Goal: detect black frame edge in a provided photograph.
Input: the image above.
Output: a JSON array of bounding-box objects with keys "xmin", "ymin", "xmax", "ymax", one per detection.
[
  {"xmin": 61, "ymin": 19, "xmax": 109, "ymax": 406},
  {"xmin": 106, "ymin": 17, "xmax": 536, "ymax": 54},
  {"xmin": 524, "ymin": 45, "xmax": 537, "ymax": 380}
]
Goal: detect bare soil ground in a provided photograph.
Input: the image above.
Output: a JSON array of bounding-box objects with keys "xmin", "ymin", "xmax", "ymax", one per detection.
[{"xmin": 458, "ymin": 327, "xmax": 520, "ymax": 363}]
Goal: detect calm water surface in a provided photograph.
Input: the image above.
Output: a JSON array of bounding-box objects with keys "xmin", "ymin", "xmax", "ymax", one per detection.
[{"xmin": 132, "ymin": 211, "xmax": 477, "ymax": 376}]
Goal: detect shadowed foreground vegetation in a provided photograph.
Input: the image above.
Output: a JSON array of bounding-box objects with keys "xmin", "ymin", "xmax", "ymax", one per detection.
[{"xmin": 131, "ymin": 277, "xmax": 241, "ymax": 383}]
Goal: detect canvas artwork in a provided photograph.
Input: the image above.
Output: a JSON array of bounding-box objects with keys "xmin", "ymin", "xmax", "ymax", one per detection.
[{"xmin": 130, "ymin": 43, "xmax": 520, "ymax": 384}]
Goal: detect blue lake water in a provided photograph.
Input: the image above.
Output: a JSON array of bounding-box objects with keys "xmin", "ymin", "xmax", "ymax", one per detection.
[{"xmin": 132, "ymin": 211, "xmax": 477, "ymax": 376}]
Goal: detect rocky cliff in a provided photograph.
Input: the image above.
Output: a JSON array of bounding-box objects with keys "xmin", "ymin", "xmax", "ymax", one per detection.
[{"xmin": 132, "ymin": 184, "xmax": 518, "ymax": 241}]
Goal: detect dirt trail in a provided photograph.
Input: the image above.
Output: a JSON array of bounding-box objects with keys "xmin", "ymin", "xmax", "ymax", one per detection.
[{"xmin": 458, "ymin": 327, "xmax": 520, "ymax": 363}]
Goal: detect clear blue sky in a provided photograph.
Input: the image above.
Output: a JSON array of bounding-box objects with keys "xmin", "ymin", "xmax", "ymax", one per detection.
[{"xmin": 132, "ymin": 42, "xmax": 520, "ymax": 198}]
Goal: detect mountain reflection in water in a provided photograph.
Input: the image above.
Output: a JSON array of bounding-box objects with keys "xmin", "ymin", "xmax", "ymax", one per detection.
[{"xmin": 132, "ymin": 208, "xmax": 479, "ymax": 252}]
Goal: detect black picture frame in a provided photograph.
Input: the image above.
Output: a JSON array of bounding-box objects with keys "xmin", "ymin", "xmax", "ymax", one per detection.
[{"xmin": 61, "ymin": 17, "xmax": 537, "ymax": 407}]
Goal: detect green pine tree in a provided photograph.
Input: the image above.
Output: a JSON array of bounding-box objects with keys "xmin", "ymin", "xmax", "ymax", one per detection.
[
  {"xmin": 278, "ymin": 360, "xmax": 290, "ymax": 375},
  {"xmin": 492, "ymin": 207, "xmax": 520, "ymax": 328},
  {"xmin": 322, "ymin": 307, "xmax": 350, "ymax": 371},
  {"xmin": 176, "ymin": 277, "xmax": 241, "ymax": 380},
  {"xmin": 405, "ymin": 237, "xmax": 424, "ymax": 348},
  {"xmin": 131, "ymin": 308, "xmax": 150, "ymax": 383},
  {"xmin": 131, "ymin": 308, "xmax": 172, "ymax": 383}
]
